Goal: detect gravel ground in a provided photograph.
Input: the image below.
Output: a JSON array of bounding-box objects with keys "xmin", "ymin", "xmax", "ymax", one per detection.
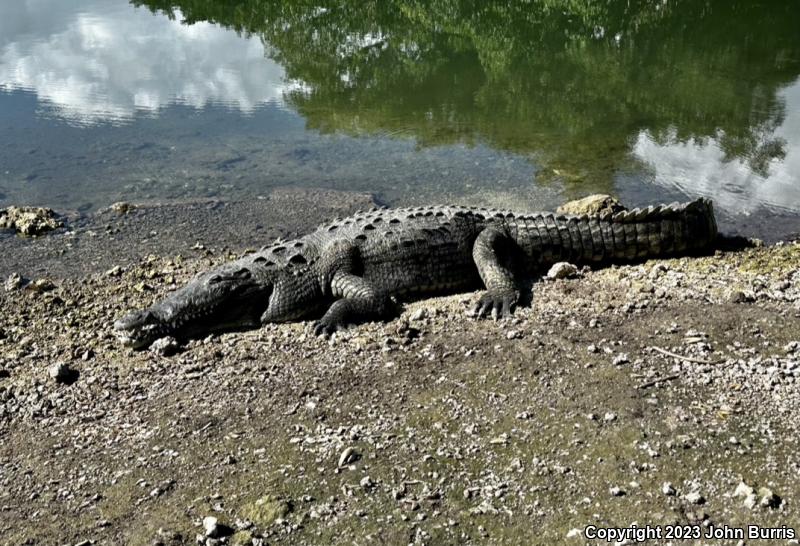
[{"xmin": 1, "ymin": 195, "xmax": 800, "ymax": 546}]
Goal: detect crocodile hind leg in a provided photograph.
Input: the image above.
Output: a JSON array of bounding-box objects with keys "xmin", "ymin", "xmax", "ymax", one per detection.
[
  {"xmin": 471, "ymin": 227, "xmax": 520, "ymax": 319},
  {"xmin": 313, "ymin": 271, "xmax": 390, "ymax": 336}
]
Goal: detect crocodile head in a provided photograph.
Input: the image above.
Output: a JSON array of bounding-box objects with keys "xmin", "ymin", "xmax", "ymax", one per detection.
[
  {"xmin": 114, "ymin": 248, "xmax": 322, "ymax": 349},
  {"xmin": 114, "ymin": 261, "xmax": 276, "ymax": 349}
]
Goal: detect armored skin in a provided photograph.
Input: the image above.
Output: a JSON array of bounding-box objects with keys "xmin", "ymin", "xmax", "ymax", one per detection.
[{"xmin": 114, "ymin": 198, "xmax": 717, "ymax": 348}]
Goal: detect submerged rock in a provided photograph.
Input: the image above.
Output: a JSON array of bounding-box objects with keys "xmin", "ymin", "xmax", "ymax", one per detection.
[
  {"xmin": 0, "ymin": 206, "xmax": 62, "ymax": 236},
  {"xmin": 557, "ymin": 194, "xmax": 626, "ymax": 216}
]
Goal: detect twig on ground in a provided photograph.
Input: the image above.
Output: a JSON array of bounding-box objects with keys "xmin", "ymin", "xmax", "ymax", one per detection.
[
  {"xmin": 637, "ymin": 374, "xmax": 680, "ymax": 389},
  {"xmin": 650, "ymin": 346, "xmax": 719, "ymax": 365}
]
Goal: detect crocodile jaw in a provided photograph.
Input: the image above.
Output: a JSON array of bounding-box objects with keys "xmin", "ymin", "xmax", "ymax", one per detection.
[{"xmin": 114, "ymin": 280, "xmax": 273, "ymax": 349}]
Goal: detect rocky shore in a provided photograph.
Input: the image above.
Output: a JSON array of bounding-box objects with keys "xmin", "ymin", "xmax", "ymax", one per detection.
[{"xmin": 1, "ymin": 193, "xmax": 799, "ymax": 545}]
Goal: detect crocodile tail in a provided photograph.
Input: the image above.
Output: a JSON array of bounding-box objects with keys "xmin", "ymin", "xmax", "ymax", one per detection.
[
  {"xmin": 600, "ymin": 197, "xmax": 717, "ymax": 260},
  {"xmin": 683, "ymin": 197, "xmax": 718, "ymax": 251}
]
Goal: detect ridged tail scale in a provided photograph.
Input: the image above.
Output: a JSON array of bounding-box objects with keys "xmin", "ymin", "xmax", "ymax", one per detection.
[{"xmin": 511, "ymin": 198, "xmax": 717, "ymax": 266}]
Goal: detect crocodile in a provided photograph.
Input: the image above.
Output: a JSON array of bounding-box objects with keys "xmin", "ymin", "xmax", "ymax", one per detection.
[{"xmin": 114, "ymin": 198, "xmax": 717, "ymax": 348}]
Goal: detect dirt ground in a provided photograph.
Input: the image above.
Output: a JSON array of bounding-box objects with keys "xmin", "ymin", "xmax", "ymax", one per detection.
[{"xmin": 1, "ymin": 193, "xmax": 799, "ymax": 546}]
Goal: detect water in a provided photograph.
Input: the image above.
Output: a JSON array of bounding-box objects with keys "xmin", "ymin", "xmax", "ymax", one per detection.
[{"xmin": 2, "ymin": 0, "xmax": 800, "ymax": 240}]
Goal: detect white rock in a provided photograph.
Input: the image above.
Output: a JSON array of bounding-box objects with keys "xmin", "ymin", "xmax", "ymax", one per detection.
[
  {"xmin": 338, "ymin": 447, "xmax": 356, "ymax": 467},
  {"xmin": 684, "ymin": 491, "xmax": 704, "ymax": 505},
  {"xmin": 758, "ymin": 487, "xmax": 780, "ymax": 509},
  {"xmin": 202, "ymin": 516, "xmax": 219, "ymax": 538},
  {"xmin": 546, "ymin": 262, "xmax": 578, "ymax": 280},
  {"xmin": 612, "ymin": 353, "xmax": 629, "ymax": 365},
  {"xmin": 105, "ymin": 265, "xmax": 123, "ymax": 277},
  {"xmin": 733, "ymin": 481, "xmax": 754, "ymax": 498},
  {"xmin": 48, "ymin": 362, "xmax": 76, "ymax": 384},
  {"xmin": 149, "ymin": 336, "xmax": 179, "ymax": 357},
  {"xmin": 4, "ymin": 273, "xmax": 23, "ymax": 292},
  {"xmin": 662, "ymin": 482, "xmax": 676, "ymax": 496}
]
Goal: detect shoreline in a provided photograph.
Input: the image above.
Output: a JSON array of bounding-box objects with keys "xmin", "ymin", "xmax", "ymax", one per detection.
[
  {"xmin": 1, "ymin": 208, "xmax": 799, "ymax": 543},
  {"xmin": 3, "ymin": 189, "xmax": 799, "ymax": 282},
  {"xmin": 0, "ymin": 188, "xmax": 378, "ymax": 280}
]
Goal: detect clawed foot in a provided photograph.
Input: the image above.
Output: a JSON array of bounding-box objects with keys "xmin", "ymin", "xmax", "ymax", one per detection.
[
  {"xmin": 470, "ymin": 290, "xmax": 518, "ymax": 319},
  {"xmin": 313, "ymin": 317, "xmax": 349, "ymax": 337}
]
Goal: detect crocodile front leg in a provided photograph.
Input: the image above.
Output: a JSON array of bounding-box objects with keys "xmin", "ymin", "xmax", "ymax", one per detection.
[
  {"xmin": 313, "ymin": 271, "xmax": 389, "ymax": 336},
  {"xmin": 471, "ymin": 227, "xmax": 520, "ymax": 319},
  {"xmin": 313, "ymin": 240, "xmax": 390, "ymax": 336}
]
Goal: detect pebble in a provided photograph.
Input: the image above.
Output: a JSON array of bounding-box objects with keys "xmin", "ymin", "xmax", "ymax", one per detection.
[
  {"xmin": 338, "ymin": 447, "xmax": 357, "ymax": 467},
  {"xmin": 4, "ymin": 272, "xmax": 23, "ymax": 291},
  {"xmin": 609, "ymin": 486, "xmax": 625, "ymax": 497},
  {"xmin": 649, "ymin": 263, "xmax": 669, "ymax": 279},
  {"xmin": 48, "ymin": 362, "xmax": 77, "ymax": 384},
  {"xmin": 409, "ymin": 308, "xmax": 427, "ymax": 321},
  {"xmin": 546, "ymin": 262, "xmax": 578, "ymax": 280},
  {"xmin": 662, "ymin": 482, "xmax": 676, "ymax": 496},
  {"xmin": 150, "ymin": 337, "xmax": 180, "ymax": 357},
  {"xmin": 684, "ymin": 491, "xmax": 704, "ymax": 505},
  {"xmin": 603, "ymin": 412, "xmax": 617, "ymax": 422},
  {"xmin": 110, "ymin": 201, "xmax": 135, "ymax": 214},
  {"xmin": 729, "ymin": 290, "xmax": 749, "ymax": 303},
  {"xmin": 758, "ymin": 487, "xmax": 781, "ymax": 509},
  {"xmin": 28, "ymin": 279, "xmax": 55, "ymax": 292},
  {"xmin": 202, "ymin": 516, "xmax": 220, "ymax": 538},
  {"xmin": 733, "ymin": 481, "xmax": 754, "ymax": 498},
  {"xmin": 612, "ymin": 353, "xmax": 629, "ymax": 366}
]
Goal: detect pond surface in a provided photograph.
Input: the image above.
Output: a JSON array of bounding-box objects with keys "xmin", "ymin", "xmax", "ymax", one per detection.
[{"xmin": 2, "ymin": 0, "xmax": 800, "ymax": 240}]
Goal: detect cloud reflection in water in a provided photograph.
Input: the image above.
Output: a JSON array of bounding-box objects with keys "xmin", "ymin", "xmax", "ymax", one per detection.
[
  {"xmin": 634, "ymin": 79, "xmax": 800, "ymax": 215},
  {"xmin": 0, "ymin": 0, "xmax": 292, "ymax": 125}
]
